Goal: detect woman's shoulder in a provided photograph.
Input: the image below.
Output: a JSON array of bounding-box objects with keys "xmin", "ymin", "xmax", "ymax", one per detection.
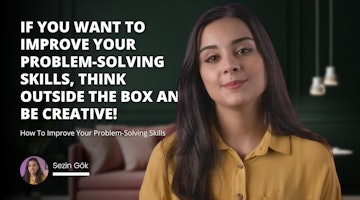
[
  {"xmin": 290, "ymin": 134, "xmax": 334, "ymax": 163},
  {"xmin": 150, "ymin": 132, "xmax": 177, "ymax": 160},
  {"xmin": 41, "ymin": 174, "xmax": 47, "ymax": 181}
]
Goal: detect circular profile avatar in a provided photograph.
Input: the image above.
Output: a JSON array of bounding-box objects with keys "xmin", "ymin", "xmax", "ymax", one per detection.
[{"xmin": 20, "ymin": 156, "xmax": 48, "ymax": 185}]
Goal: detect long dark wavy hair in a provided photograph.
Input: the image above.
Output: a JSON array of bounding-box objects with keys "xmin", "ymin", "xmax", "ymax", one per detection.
[
  {"xmin": 166, "ymin": 2, "xmax": 330, "ymax": 200},
  {"xmin": 22, "ymin": 157, "xmax": 45, "ymax": 184}
]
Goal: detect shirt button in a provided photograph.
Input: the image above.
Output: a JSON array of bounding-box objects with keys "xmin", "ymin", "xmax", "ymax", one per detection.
[
  {"xmin": 237, "ymin": 163, "xmax": 244, "ymax": 169},
  {"xmin": 237, "ymin": 193, "xmax": 243, "ymax": 200}
]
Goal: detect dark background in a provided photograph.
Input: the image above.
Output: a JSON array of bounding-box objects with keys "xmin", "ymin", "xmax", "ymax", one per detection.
[{"xmin": 5, "ymin": 0, "xmax": 360, "ymax": 197}]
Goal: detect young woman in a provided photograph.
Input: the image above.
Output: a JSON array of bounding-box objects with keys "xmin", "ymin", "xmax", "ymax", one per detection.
[
  {"xmin": 22, "ymin": 157, "xmax": 46, "ymax": 185},
  {"xmin": 140, "ymin": 3, "xmax": 341, "ymax": 200}
]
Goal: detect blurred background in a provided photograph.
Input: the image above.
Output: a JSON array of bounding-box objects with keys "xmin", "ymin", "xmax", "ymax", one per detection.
[{"xmin": 5, "ymin": 0, "xmax": 360, "ymax": 199}]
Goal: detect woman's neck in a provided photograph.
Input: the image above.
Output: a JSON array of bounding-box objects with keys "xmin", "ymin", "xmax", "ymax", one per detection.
[{"xmin": 216, "ymin": 103, "xmax": 266, "ymax": 159}]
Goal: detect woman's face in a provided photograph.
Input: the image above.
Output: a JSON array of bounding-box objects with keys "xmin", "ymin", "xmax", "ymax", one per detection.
[
  {"xmin": 198, "ymin": 17, "xmax": 266, "ymax": 109},
  {"xmin": 28, "ymin": 160, "xmax": 39, "ymax": 175}
]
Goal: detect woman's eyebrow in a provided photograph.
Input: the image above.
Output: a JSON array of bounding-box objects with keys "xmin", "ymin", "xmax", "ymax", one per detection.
[
  {"xmin": 199, "ymin": 37, "xmax": 254, "ymax": 55},
  {"xmin": 198, "ymin": 45, "xmax": 217, "ymax": 55},
  {"xmin": 231, "ymin": 37, "xmax": 254, "ymax": 45}
]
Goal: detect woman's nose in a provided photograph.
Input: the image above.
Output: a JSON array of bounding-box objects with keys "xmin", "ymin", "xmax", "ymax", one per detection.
[{"xmin": 222, "ymin": 54, "xmax": 241, "ymax": 74}]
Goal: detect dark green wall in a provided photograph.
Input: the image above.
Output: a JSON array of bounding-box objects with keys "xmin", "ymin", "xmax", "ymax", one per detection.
[
  {"xmin": 292, "ymin": 0, "xmax": 360, "ymax": 193},
  {"xmin": 8, "ymin": 0, "xmax": 360, "ymax": 196}
]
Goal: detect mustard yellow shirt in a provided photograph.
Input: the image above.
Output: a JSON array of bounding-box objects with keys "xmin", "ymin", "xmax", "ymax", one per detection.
[
  {"xmin": 29, "ymin": 174, "xmax": 47, "ymax": 185},
  {"xmin": 140, "ymin": 129, "xmax": 342, "ymax": 200}
]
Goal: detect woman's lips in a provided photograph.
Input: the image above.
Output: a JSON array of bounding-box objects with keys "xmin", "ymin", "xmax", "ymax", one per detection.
[{"xmin": 222, "ymin": 79, "xmax": 248, "ymax": 89}]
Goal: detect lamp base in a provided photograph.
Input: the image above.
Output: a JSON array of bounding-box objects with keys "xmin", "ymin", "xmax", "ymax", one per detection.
[{"xmin": 309, "ymin": 76, "xmax": 326, "ymax": 96}]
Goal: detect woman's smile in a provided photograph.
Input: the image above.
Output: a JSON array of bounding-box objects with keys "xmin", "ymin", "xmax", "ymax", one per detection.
[{"xmin": 221, "ymin": 79, "xmax": 248, "ymax": 90}]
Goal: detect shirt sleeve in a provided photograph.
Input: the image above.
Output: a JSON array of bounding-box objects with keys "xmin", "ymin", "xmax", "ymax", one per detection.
[
  {"xmin": 313, "ymin": 152, "xmax": 342, "ymax": 200},
  {"xmin": 139, "ymin": 140, "xmax": 177, "ymax": 200}
]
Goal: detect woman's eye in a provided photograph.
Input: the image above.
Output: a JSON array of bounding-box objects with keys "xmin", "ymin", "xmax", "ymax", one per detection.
[
  {"xmin": 205, "ymin": 55, "xmax": 219, "ymax": 63},
  {"xmin": 236, "ymin": 48, "xmax": 252, "ymax": 55}
]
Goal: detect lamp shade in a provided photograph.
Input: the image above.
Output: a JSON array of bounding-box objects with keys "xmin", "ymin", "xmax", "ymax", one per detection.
[
  {"xmin": 310, "ymin": 76, "xmax": 326, "ymax": 96},
  {"xmin": 324, "ymin": 65, "xmax": 338, "ymax": 86}
]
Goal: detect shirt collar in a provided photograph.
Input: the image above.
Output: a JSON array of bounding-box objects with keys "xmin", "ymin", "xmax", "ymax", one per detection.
[
  {"xmin": 212, "ymin": 126, "xmax": 230, "ymax": 150},
  {"xmin": 269, "ymin": 132, "xmax": 291, "ymax": 155},
  {"xmin": 213, "ymin": 126, "xmax": 291, "ymax": 156}
]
